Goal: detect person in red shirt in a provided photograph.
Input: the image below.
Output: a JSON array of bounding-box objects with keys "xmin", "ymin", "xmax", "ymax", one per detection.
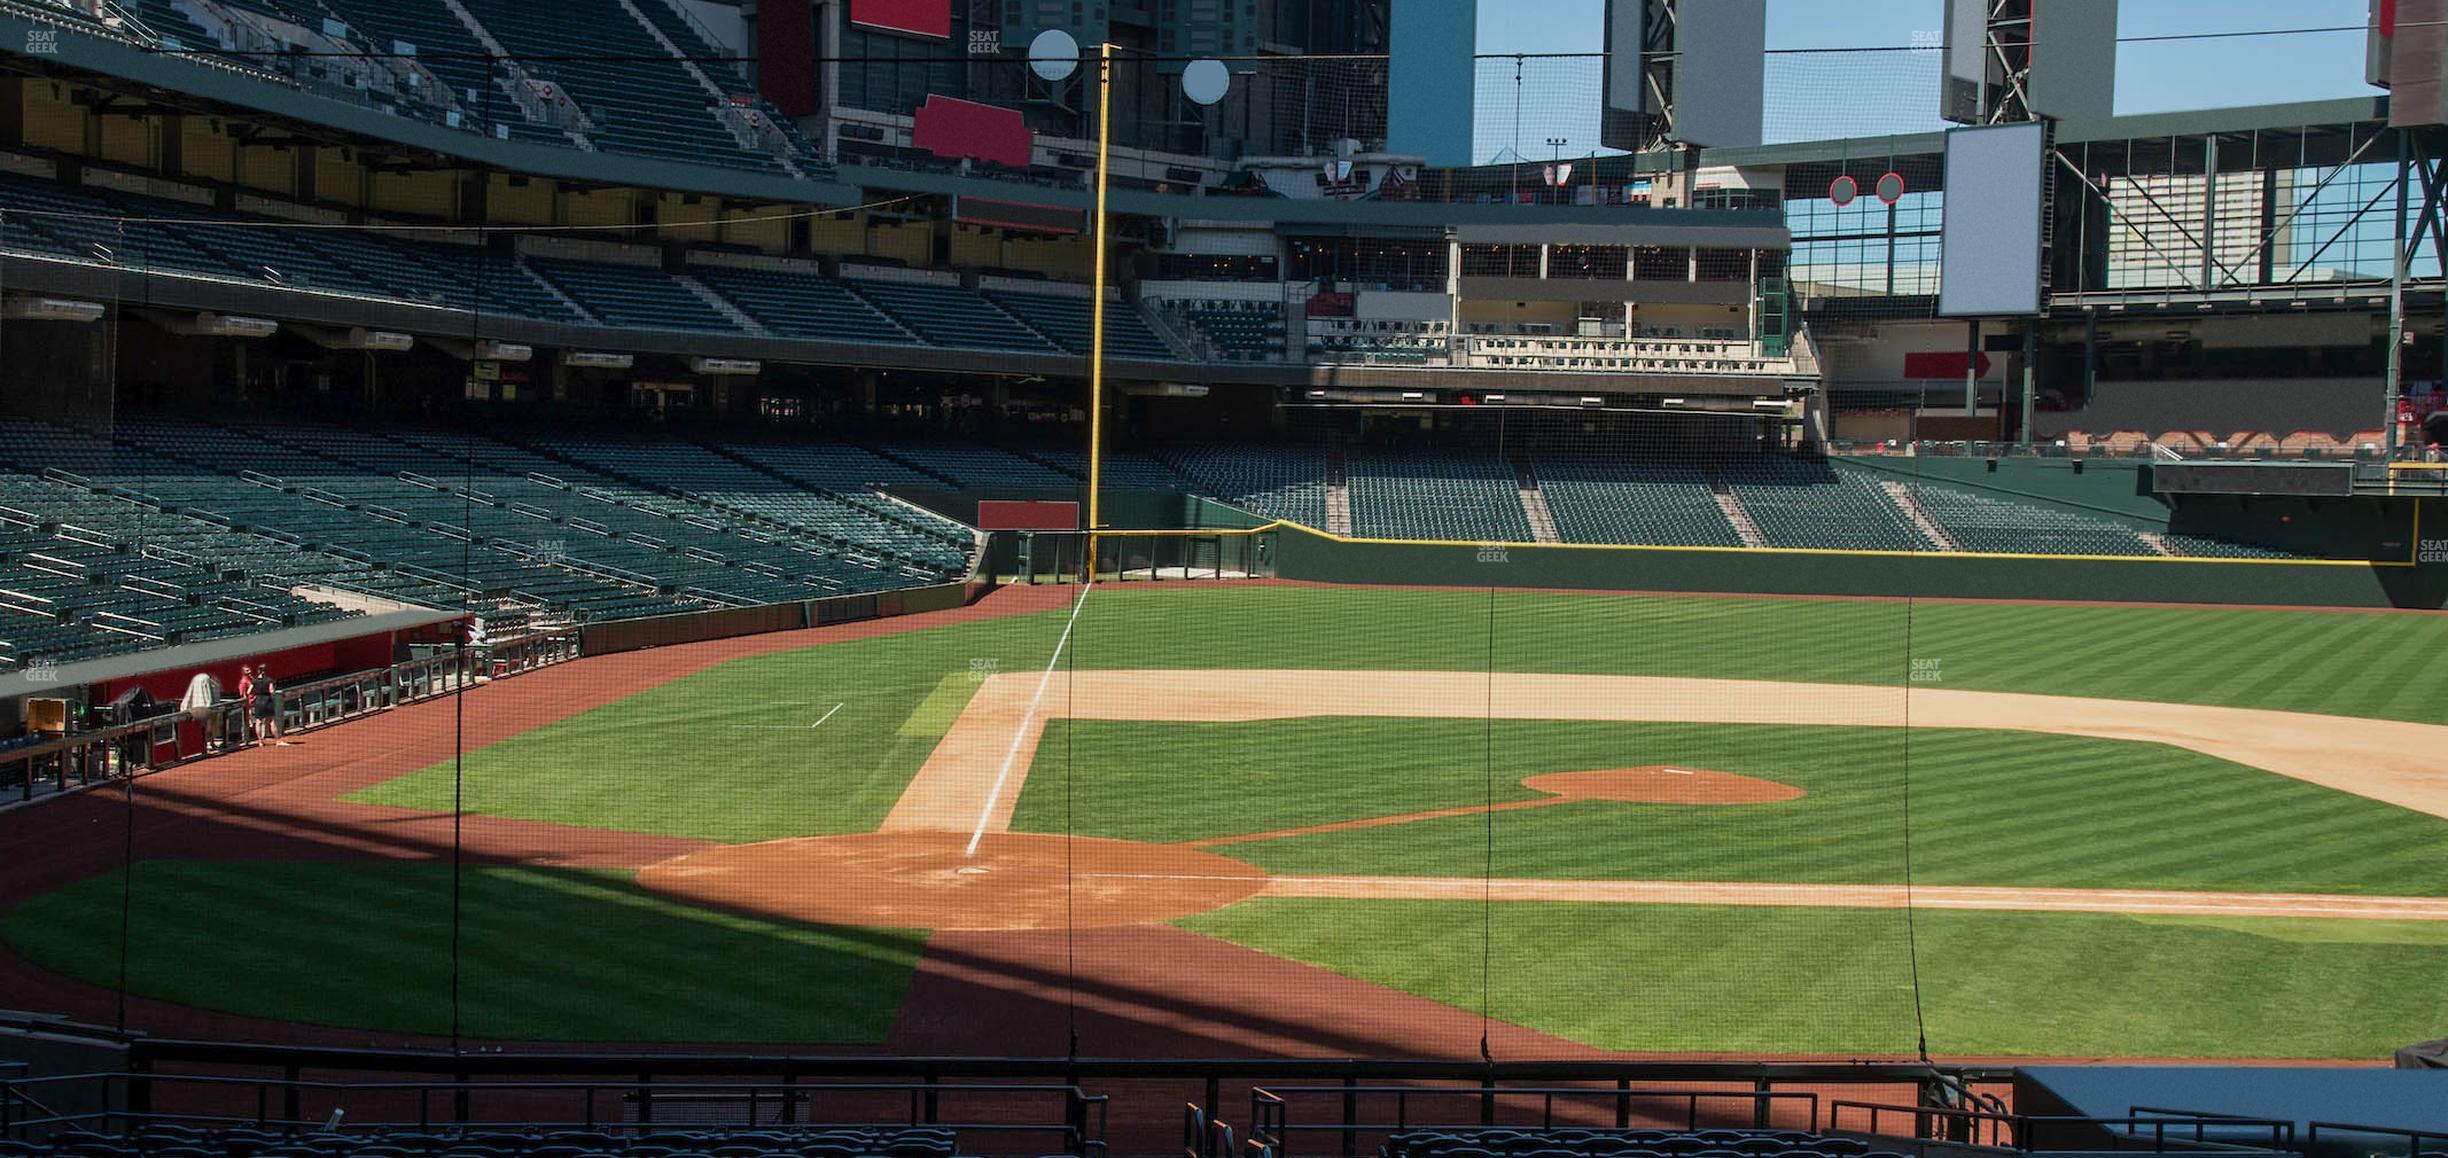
[{"xmin": 234, "ymin": 665, "xmax": 257, "ymax": 746}]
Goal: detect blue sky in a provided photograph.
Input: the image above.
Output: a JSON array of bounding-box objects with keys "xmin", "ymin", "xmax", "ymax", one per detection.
[{"xmin": 1471, "ymin": 0, "xmax": 2378, "ymax": 160}]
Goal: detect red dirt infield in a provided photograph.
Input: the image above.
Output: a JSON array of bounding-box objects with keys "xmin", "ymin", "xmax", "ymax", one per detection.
[
  {"xmin": 636, "ymin": 831, "xmax": 1270, "ymax": 930},
  {"xmin": 1522, "ymin": 766, "xmax": 1805, "ymax": 805}
]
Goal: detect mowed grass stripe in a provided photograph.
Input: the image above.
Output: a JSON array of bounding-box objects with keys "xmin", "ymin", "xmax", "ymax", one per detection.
[
  {"xmin": 1022, "ymin": 718, "xmax": 2448, "ymax": 895},
  {"xmin": 1178, "ymin": 898, "xmax": 2448, "ymax": 1058},
  {"xmin": 1, "ymin": 862, "xmax": 927, "ymax": 1043},
  {"xmin": 352, "ymin": 586, "xmax": 2448, "ymax": 842}
]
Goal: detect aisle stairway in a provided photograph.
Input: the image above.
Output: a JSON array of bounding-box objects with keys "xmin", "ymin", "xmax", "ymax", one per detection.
[
  {"xmin": 1709, "ymin": 481, "xmax": 1767, "ymax": 548},
  {"xmin": 1514, "ymin": 458, "xmax": 1560, "ymax": 544},
  {"xmin": 1876, "ymin": 480, "xmax": 1962, "ymax": 552},
  {"xmin": 1324, "ymin": 447, "xmax": 1354, "ymax": 535}
]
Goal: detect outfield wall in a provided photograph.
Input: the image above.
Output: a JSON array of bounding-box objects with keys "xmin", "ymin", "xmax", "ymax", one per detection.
[
  {"xmin": 574, "ymin": 578, "xmax": 978, "ymax": 655},
  {"xmin": 1269, "ymin": 504, "xmax": 2448, "ymax": 609}
]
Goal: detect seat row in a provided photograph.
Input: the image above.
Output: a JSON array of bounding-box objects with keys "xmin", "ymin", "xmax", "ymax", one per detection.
[
  {"xmin": 1381, "ymin": 1129, "xmax": 1898, "ymax": 1158},
  {"xmin": 1140, "ymin": 443, "xmax": 2306, "ymax": 559},
  {"xmin": 23, "ymin": 0, "xmax": 811, "ymax": 174},
  {"xmin": 0, "ymin": 169, "xmax": 1176, "ymax": 357},
  {"xmin": 0, "ymin": 1123, "xmax": 962, "ymax": 1158},
  {"xmin": 0, "ymin": 413, "xmax": 978, "ymax": 667}
]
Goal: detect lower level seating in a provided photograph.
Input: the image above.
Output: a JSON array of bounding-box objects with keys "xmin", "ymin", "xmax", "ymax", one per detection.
[
  {"xmin": 1539, "ymin": 459, "xmax": 1740, "ymax": 547},
  {"xmin": 0, "ymin": 412, "xmax": 984, "ymax": 668},
  {"xmin": 0, "ymin": 1123, "xmax": 964, "ymax": 1158},
  {"xmin": 1346, "ymin": 450, "xmax": 1532, "ymax": 542},
  {"xmin": 1156, "ymin": 443, "xmax": 1330, "ymax": 529},
  {"xmin": 0, "ymin": 516, "xmax": 363, "ymax": 671},
  {"xmin": 1383, "ymin": 1129, "xmax": 1899, "ymax": 1158},
  {"xmin": 1723, "ymin": 458, "xmax": 1932, "ymax": 551}
]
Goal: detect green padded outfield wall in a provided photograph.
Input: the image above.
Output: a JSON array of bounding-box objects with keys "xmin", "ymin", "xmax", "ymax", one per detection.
[
  {"xmin": 892, "ymin": 487, "xmax": 1263, "ymax": 532},
  {"xmin": 1268, "ymin": 499, "xmax": 2447, "ymax": 609},
  {"xmin": 1845, "ymin": 456, "xmax": 2413, "ymax": 559}
]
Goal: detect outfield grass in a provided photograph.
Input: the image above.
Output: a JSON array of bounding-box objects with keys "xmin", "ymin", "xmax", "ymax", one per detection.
[
  {"xmin": 1175, "ymin": 898, "xmax": 2448, "ymax": 1058},
  {"xmin": 33, "ymin": 586, "xmax": 2448, "ymax": 1057},
  {"xmin": 1011, "ymin": 719, "xmax": 2448, "ymax": 895},
  {"xmin": 0, "ymin": 862, "xmax": 924, "ymax": 1042},
  {"xmin": 1066, "ymin": 585, "xmax": 2448, "ymax": 724},
  {"xmin": 349, "ymin": 614, "xmax": 1071, "ymax": 842},
  {"xmin": 353, "ymin": 585, "xmax": 2448, "ymax": 842}
]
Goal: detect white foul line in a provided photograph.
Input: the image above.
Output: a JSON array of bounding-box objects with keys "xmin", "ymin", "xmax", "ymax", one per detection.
[
  {"xmin": 965, "ymin": 582, "xmax": 1092, "ymax": 857},
  {"xmin": 727, "ymin": 702, "xmax": 845, "ymax": 729}
]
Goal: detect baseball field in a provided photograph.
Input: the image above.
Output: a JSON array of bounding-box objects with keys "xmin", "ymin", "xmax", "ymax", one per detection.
[{"xmin": 7, "ymin": 580, "xmax": 2448, "ymax": 1059}]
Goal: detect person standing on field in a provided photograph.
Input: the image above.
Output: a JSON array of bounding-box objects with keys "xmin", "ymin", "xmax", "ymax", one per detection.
[
  {"xmin": 235, "ymin": 665, "xmax": 258, "ymax": 746},
  {"xmin": 253, "ymin": 666, "xmax": 288, "ymax": 746}
]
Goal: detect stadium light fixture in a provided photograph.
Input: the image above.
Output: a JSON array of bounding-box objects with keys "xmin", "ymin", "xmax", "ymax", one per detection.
[
  {"xmin": 348, "ymin": 329, "xmax": 414, "ymax": 352},
  {"xmin": 0, "ymin": 297, "xmax": 105, "ymax": 323},
  {"xmin": 1028, "ymin": 30, "xmax": 1079, "ymax": 82},
  {"xmin": 473, "ymin": 340, "xmax": 531, "ymax": 361},
  {"xmin": 1182, "ymin": 59, "xmax": 1229, "ymax": 106}
]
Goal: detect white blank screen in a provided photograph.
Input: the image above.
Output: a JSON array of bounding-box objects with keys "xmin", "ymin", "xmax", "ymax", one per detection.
[{"xmin": 1937, "ymin": 121, "xmax": 2046, "ymax": 317}]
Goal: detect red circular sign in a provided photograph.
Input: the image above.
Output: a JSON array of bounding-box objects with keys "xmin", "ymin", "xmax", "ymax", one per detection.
[
  {"xmin": 1828, "ymin": 174, "xmax": 1859, "ymax": 206},
  {"xmin": 1876, "ymin": 171, "xmax": 1907, "ymax": 204}
]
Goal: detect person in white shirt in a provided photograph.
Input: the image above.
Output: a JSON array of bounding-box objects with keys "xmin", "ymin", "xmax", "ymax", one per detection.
[{"xmin": 178, "ymin": 670, "xmax": 224, "ymax": 751}]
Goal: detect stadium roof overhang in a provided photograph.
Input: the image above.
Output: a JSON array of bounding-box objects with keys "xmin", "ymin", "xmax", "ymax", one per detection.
[
  {"xmin": 1, "ymin": 12, "xmax": 1792, "ymax": 238},
  {"xmin": 833, "ymin": 159, "xmax": 1790, "ymax": 237},
  {"xmin": 1698, "ymin": 96, "xmax": 2395, "ymax": 185},
  {"xmin": 0, "ymin": 12, "xmax": 869, "ymax": 205}
]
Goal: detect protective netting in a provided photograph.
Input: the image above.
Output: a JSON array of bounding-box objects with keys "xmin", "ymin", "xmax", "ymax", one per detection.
[
  {"xmin": 1472, "ymin": 55, "xmax": 1609, "ymax": 168},
  {"xmin": 1762, "ymin": 49, "xmax": 1948, "ymax": 146},
  {"xmin": 7, "ymin": 232, "xmax": 2445, "ymax": 1099},
  {"xmin": 2, "ymin": 45, "xmax": 2447, "ymax": 1150}
]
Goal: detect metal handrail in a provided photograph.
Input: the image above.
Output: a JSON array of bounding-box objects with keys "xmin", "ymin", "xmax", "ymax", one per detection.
[
  {"xmin": 1, "ymin": 637, "xmax": 573, "ymax": 806},
  {"xmin": 4, "ymin": 1073, "xmax": 1103, "ymax": 1155},
  {"xmin": 1251, "ymin": 1085, "xmax": 1823, "ymax": 1157},
  {"xmin": 2306, "ymin": 1120, "xmax": 2448, "ymax": 1157},
  {"xmin": 1827, "ymin": 1100, "xmax": 2022, "ymax": 1152},
  {"xmin": 1829, "ymin": 1101, "xmax": 2296, "ymax": 1155}
]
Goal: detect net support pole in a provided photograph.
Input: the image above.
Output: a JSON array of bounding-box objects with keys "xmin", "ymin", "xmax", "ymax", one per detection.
[
  {"xmin": 2019, "ymin": 322, "xmax": 2036, "ymax": 447},
  {"xmin": 1086, "ymin": 41, "xmax": 1115, "ymax": 569},
  {"xmin": 2388, "ymin": 129, "xmax": 2409, "ymax": 462},
  {"xmin": 1963, "ymin": 320, "xmax": 1979, "ymax": 417}
]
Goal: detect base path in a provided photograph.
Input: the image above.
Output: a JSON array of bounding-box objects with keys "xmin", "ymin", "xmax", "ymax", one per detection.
[
  {"xmin": 887, "ymin": 669, "xmax": 2448, "ymax": 831},
  {"xmin": 1250, "ymin": 876, "xmax": 2448, "ymax": 921},
  {"xmin": 1187, "ymin": 766, "xmax": 1801, "ymax": 848}
]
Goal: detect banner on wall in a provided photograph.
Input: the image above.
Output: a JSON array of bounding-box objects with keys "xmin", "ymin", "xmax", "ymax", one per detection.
[{"xmin": 851, "ymin": 0, "xmax": 950, "ymax": 39}]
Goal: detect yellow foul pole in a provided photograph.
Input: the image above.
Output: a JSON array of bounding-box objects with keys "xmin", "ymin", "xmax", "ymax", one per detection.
[{"xmin": 1085, "ymin": 41, "xmax": 1114, "ymax": 576}]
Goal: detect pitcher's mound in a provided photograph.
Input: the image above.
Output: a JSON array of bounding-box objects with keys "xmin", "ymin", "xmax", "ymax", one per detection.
[
  {"xmin": 1522, "ymin": 765, "xmax": 1803, "ymax": 805},
  {"xmin": 636, "ymin": 831, "xmax": 1269, "ymax": 931}
]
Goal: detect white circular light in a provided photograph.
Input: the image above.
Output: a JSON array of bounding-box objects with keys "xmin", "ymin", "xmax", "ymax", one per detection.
[
  {"xmin": 1028, "ymin": 29, "xmax": 1080, "ymax": 81},
  {"xmin": 1181, "ymin": 58, "xmax": 1230, "ymax": 106}
]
